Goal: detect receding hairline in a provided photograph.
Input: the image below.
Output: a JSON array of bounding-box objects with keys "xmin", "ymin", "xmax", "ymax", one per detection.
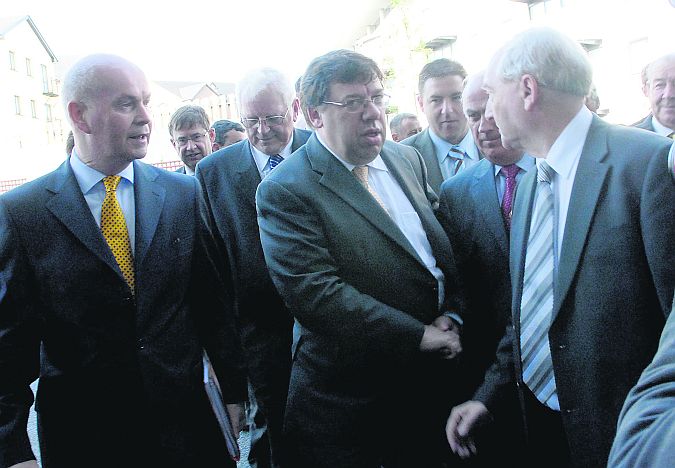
[{"xmin": 646, "ymin": 53, "xmax": 675, "ymax": 81}]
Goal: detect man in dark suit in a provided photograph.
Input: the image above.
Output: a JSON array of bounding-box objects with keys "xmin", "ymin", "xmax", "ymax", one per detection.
[
  {"xmin": 196, "ymin": 68, "xmax": 311, "ymax": 468},
  {"xmin": 446, "ymin": 28, "xmax": 674, "ymax": 467},
  {"xmin": 256, "ymin": 49, "xmax": 464, "ymax": 467},
  {"xmin": 401, "ymin": 58, "xmax": 480, "ymax": 193},
  {"xmin": 633, "ymin": 53, "xmax": 675, "ymax": 138},
  {"xmin": 0, "ymin": 54, "xmax": 247, "ymax": 468},
  {"xmin": 608, "ymin": 294, "xmax": 675, "ymax": 468},
  {"xmin": 168, "ymin": 105, "xmax": 215, "ymax": 175},
  {"xmin": 438, "ymin": 71, "xmax": 533, "ymax": 466}
]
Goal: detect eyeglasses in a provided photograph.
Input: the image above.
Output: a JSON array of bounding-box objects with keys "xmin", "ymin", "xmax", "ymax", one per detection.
[
  {"xmin": 240, "ymin": 108, "xmax": 290, "ymax": 129},
  {"xmin": 322, "ymin": 94, "xmax": 390, "ymax": 113},
  {"xmin": 174, "ymin": 132, "xmax": 208, "ymax": 148}
]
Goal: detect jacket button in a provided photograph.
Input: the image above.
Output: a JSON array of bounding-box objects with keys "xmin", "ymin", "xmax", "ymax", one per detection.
[{"xmin": 558, "ymin": 344, "xmax": 567, "ymax": 350}]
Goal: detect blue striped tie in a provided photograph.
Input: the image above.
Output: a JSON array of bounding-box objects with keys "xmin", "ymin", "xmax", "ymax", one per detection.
[
  {"xmin": 520, "ymin": 160, "xmax": 559, "ymax": 410},
  {"xmin": 269, "ymin": 154, "xmax": 284, "ymax": 170}
]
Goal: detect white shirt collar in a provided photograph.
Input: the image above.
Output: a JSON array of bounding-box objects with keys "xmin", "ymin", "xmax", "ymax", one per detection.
[
  {"xmin": 315, "ymin": 134, "xmax": 388, "ymax": 173},
  {"xmin": 652, "ymin": 116, "xmax": 674, "ymax": 137},
  {"xmin": 428, "ymin": 127, "xmax": 479, "ymax": 163},
  {"xmin": 543, "ymin": 106, "xmax": 593, "ymax": 181},
  {"xmin": 493, "ymin": 154, "xmax": 536, "ymax": 176},
  {"xmin": 250, "ymin": 136, "xmax": 295, "ymax": 175},
  {"xmin": 69, "ymin": 149, "xmax": 135, "ymax": 194}
]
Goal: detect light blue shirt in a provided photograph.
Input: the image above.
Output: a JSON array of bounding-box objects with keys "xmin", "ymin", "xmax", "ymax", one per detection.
[
  {"xmin": 251, "ymin": 137, "xmax": 294, "ymax": 179},
  {"xmin": 493, "ymin": 155, "xmax": 536, "ymax": 205},
  {"xmin": 429, "ymin": 128, "xmax": 480, "ymax": 179},
  {"xmin": 316, "ymin": 135, "xmax": 445, "ymax": 308},
  {"xmin": 652, "ymin": 116, "xmax": 674, "ymax": 137},
  {"xmin": 69, "ymin": 151, "xmax": 136, "ymax": 253}
]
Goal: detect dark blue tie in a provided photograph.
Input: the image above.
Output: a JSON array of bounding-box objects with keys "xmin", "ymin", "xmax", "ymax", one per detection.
[{"xmin": 269, "ymin": 154, "xmax": 284, "ymax": 170}]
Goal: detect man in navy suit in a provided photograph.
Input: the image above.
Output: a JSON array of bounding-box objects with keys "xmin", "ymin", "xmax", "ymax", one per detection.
[
  {"xmin": 633, "ymin": 53, "xmax": 675, "ymax": 138},
  {"xmin": 257, "ymin": 50, "xmax": 464, "ymax": 467},
  {"xmin": 446, "ymin": 28, "xmax": 673, "ymax": 467},
  {"xmin": 439, "ymin": 71, "xmax": 533, "ymax": 466},
  {"xmin": 0, "ymin": 54, "xmax": 247, "ymax": 468},
  {"xmin": 196, "ymin": 68, "xmax": 310, "ymax": 468},
  {"xmin": 169, "ymin": 105, "xmax": 215, "ymax": 175}
]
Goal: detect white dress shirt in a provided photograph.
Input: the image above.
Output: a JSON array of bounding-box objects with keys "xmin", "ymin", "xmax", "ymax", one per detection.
[
  {"xmin": 652, "ymin": 116, "xmax": 674, "ymax": 137},
  {"xmin": 429, "ymin": 128, "xmax": 481, "ymax": 179},
  {"xmin": 70, "ymin": 151, "xmax": 136, "ymax": 253},
  {"xmin": 541, "ymin": 106, "xmax": 593, "ymax": 271},
  {"xmin": 317, "ymin": 135, "xmax": 445, "ymax": 307},
  {"xmin": 251, "ymin": 137, "xmax": 295, "ymax": 179}
]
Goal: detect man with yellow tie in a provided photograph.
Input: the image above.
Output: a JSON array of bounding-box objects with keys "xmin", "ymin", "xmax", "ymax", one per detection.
[{"xmin": 0, "ymin": 54, "xmax": 246, "ymax": 468}]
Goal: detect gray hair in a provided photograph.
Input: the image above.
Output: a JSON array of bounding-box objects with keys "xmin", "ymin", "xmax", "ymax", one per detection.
[
  {"xmin": 497, "ymin": 27, "xmax": 592, "ymax": 97},
  {"xmin": 236, "ymin": 68, "xmax": 294, "ymax": 111},
  {"xmin": 389, "ymin": 112, "xmax": 417, "ymax": 134}
]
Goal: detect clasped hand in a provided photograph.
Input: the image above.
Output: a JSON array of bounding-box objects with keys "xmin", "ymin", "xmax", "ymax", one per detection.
[{"xmin": 419, "ymin": 315, "xmax": 462, "ymax": 359}]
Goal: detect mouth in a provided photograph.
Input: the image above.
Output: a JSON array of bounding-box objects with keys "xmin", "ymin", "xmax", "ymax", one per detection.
[
  {"xmin": 129, "ymin": 133, "xmax": 149, "ymax": 142},
  {"xmin": 362, "ymin": 128, "xmax": 383, "ymax": 144}
]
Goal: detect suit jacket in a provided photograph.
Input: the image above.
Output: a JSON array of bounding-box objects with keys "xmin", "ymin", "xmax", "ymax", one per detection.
[
  {"xmin": 195, "ymin": 130, "xmax": 310, "ymax": 430},
  {"xmin": 174, "ymin": 165, "xmax": 187, "ymax": 174},
  {"xmin": 438, "ymin": 159, "xmax": 526, "ymax": 463},
  {"xmin": 256, "ymin": 135, "xmax": 464, "ymax": 465},
  {"xmin": 482, "ymin": 116, "xmax": 674, "ymax": 467},
  {"xmin": 633, "ymin": 114, "xmax": 656, "ymax": 132},
  {"xmin": 400, "ymin": 128, "xmax": 444, "ymax": 194},
  {"xmin": 0, "ymin": 160, "xmax": 246, "ymax": 468},
  {"xmin": 608, "ymin": 296, "xmax": 675, "ymax": 467}
]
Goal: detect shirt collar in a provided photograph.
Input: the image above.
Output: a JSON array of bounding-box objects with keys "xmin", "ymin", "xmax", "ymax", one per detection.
[
  {"xmin": 493, "ymin": 154, "xmax": 536, "ymax": 176},
  {"xmin": 543, "ymin": 106, "xmax": 593, "ymax": 181},
  {"xmin": 250, "ymin": 135, "xmax": 295, "ymax": 172},
  {"xmin": 70, "ymin": 149, "xmax": 135, "ymax": 194},
  {"xmin": 316, "ymin": 133, "xmax": 387, "ymax": 173},
  {"xmin": 651, "ymin": 116, "xmax": 674, "ymax": 137},
  {"xmin": 429, "ymin": 127, "xmax": 479, "ymax": 163}
]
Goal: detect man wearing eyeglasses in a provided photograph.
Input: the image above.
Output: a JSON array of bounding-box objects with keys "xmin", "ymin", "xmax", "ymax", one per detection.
[
  {"xmin": 256, "ymin": 50, "xmax": 465, "ymax": 467},
  {"xmin": 169, "ymin": 105, "xmax": 215, "ymax": 175},
  {"xmin": 196, "ymin": 68, "xmax": 311, "ymax": 468}
]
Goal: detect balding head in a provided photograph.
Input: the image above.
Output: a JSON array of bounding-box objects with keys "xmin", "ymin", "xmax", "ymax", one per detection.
[
  {"xmin": 63, "ymin": 54, "xmax": 152, "ymax": 174},
  {"xmin": 462, "ymin": 71, "xmax": 521, "ymax": 166},
  {"xmin": 645, "ymin": 53, "xmax": 675, "ymax": 130}
]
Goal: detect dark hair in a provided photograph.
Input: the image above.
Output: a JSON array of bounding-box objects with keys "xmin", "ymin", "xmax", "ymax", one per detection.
[
  {"xmin": 211, "ymin": 119, "xmax": 245, "ymax": 144},
  {"xmin": 301, "ymin": 49, "xmax": 383, "ymax": 110},
  {"xmin": 168, "ymin": 105, "xmax": 210, "ymax": 137},
  {"xmin": 418, "ymin": 58, "xmax": 467, "ymax": 94}
]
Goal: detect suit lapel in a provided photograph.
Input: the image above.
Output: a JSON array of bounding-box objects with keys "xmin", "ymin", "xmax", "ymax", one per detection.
[
  {"xmin": 134, "ymin": 161, "xmax": 166, "ymax": 268},
  {"xmin": 45, "ymin": 160, "xmax": 123, "ymax": 278},
  {"xmin": 418, "ymin": 130, "xmax": 444, "ymax": 192},
  {"xmin": 472, "ymin": 161, "xmax": 508, "ymax": 256},
  {"xmin": 234, "ymin": 141, "xmax": 263, "ymax": 209},
  {"xmin": 554, "ymin": 118, "xmax": 609, "ymax": 321},
  {"xmin": 307, "ymin": 137, "xmax": 424, "ymax": 265}
]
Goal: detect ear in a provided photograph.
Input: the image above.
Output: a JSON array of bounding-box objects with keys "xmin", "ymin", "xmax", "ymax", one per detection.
[
  {"xmin": 520, "ymin": 74, "xmax": 539, "ymax": 111},
  {"xmin": 291, "ymin": 97, "xmax": 301, "ymax": 123},
  {"xmin": 417, "ymin": 94, "xmax": 424, "ymax": 112},
  {"xmin": 68, "ymin": 101, "xmax": 91, "ymax": 134},
  {"xmin": 208, "ymin": 128, "xmax": 216, "ymax": 143},
  {"xmin": 391, "ymin": 132, "xmax": 400, "ymax": 142},
  {"xmin": 306, "ymin": 106, "xmax": 323, "ymax": 129}
]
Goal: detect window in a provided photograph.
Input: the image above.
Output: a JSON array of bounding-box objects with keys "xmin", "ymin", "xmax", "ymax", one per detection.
[
  {"xmin": 30, "ymin": 100, "xmax": 37, "ymax": 118},
  {"xmin": 26, "ymin": 57, "xmax": 32, "ymax": 76},
  {"xmin": 9, "ymin": 51, "xmax": 16, "ymax": 70},
  {"xmin": 41, "ymin": 64, "xmax": 50, "ymax": 93},
  {"xmin": 44, "ymin": 103, "xmax": 53, "ymax": 122},
  {"xmin": 14, "ymin": 96, "xmax": 22, "ymax": 115}
]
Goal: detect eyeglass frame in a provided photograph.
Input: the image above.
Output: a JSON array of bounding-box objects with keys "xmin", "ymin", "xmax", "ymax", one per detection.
[
  {"xmin": 240, "ymin": 107, "xmax": 291, "ymax": 129},
  {"xmin": 173, "ymin": 131, "xmax": 210, "ymax": 148},
  {"xmin": 321, "ymin": 93, "xmax": 390, "ymax": 113}
]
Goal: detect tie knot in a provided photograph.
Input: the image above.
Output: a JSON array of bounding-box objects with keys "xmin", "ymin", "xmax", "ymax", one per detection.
[
  {"xmin": 501, "ymin": 164, "xmax": 520, "ymax": 179},
  {"xmin": 269, "ymin": 154, "xmax": 284, "ymax": 170},
  {"xmin": 352, "ymin": 165, "xmax": 369, "ymax": 184},
  {"xmin": 668, "ymin": 132, "xmax": 674, "ymax": 140},
  {"xmin": 103, "ymin": 175, "xmax": 122, "ymax": 193},
  {"xmin": 448, "ymin": 146, "xmax": 465, "ymax": 160},
  {"xmin": 537, "ymin": 161, "xmax": 554, "ymax": 184}
]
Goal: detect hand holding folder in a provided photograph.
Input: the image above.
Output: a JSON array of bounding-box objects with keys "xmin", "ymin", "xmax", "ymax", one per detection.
[{"xmin": 203, "ymin": 351, "xmax": 241, "ymax": 462}]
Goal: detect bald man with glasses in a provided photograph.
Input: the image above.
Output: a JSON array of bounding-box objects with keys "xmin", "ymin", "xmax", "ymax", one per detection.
[{"xmin": 196, "ymin": 68, "xmax": 310, "ymax": 468}]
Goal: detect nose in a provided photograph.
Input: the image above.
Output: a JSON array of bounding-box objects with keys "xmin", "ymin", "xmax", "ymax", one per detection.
[
  {"xmin": 478, "ymin": 112, "xmax": 496, "ymax": 135},
  {"xmin": 362, "ymin": 99, "xmax": 382, "ymax": 120},
  {"xmin": 485, "ymin": 96, "xmax": 495, "ymax": 121},
  {"xmin": 137, "ymin": 103, "xmax": 152, "ymax": 126},
  {"xmin": 663, "ymin": 80, "xmax": 675, "ymax": 99},
  {"xmin": 185, "ymin": 138, "xmax": 197, "ymax": 150}
]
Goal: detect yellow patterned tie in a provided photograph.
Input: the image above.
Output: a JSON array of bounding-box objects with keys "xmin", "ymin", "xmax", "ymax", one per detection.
[
  {"xmin": 101, "ymin": 176, "xmax": 135, "ymax": 294},
  {"xmin": 352, "ymin": 165, "xmax": 389, "ymax": 214}
]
